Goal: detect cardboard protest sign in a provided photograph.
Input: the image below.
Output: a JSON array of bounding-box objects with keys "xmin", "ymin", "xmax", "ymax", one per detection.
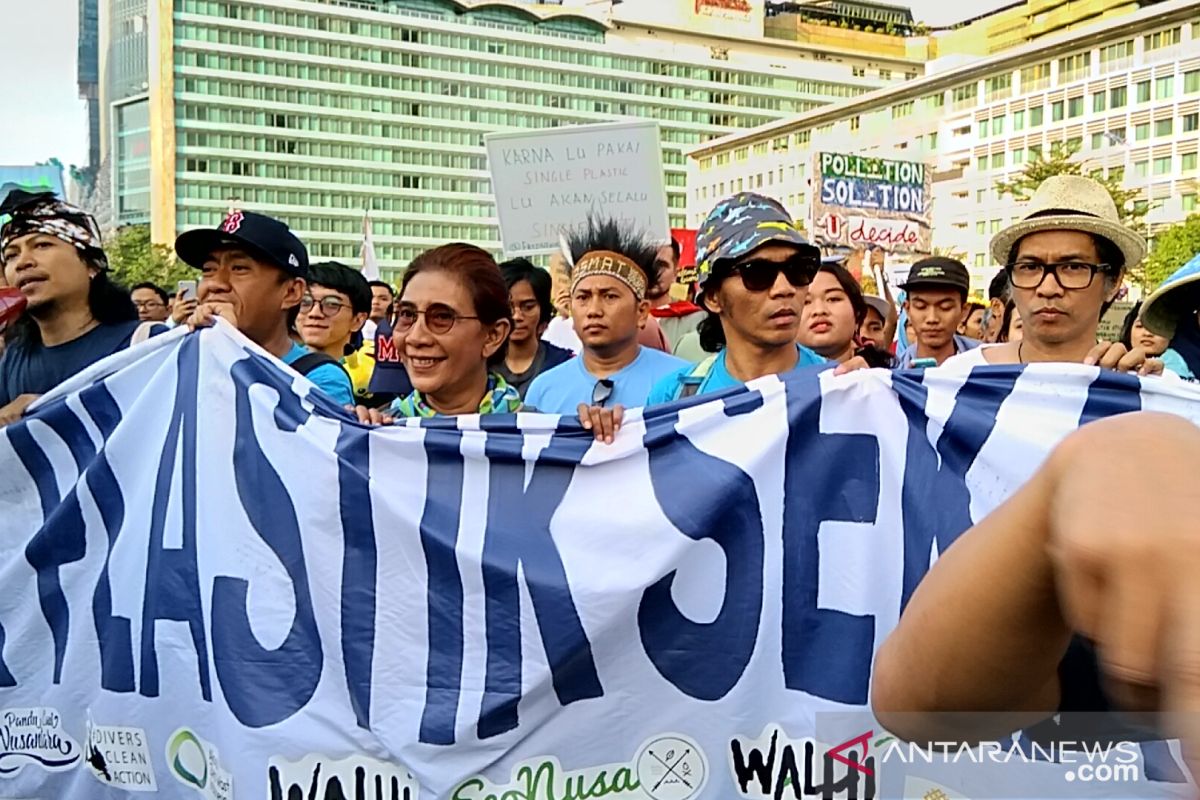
[
  {"xmin": 486, "ymin": 121, "xmax": 669, "ymax": 256},
  {"xmin": 811, "ymin": 153, "xmax": 932, "ymax": 253}
]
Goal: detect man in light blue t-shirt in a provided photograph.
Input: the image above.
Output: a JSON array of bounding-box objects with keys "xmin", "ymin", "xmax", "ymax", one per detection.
[
  {"xmin": 647, "ymin": 192, "xmax": 838, "ymax": 405},
  {"xmin": 525, "ymin": 218, "xmax": 687, "ymax": 424}
]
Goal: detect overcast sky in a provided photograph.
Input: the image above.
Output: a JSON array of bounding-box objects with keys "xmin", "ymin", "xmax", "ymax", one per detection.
[{"xmin": 0, "ymin": 0, "xmax": 1015, "ymax": 169}]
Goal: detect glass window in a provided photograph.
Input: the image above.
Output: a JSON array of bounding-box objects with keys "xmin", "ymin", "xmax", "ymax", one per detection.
[
  {"xmin": 1013, "ymin": 109, "xmax": 1025, "ymax": 130},
  {"xmin": 1183, "ymin": 153, "xmax": 1198, "ymax": 172},
  {"xmin": 1052, "ymin": 100, "xmax": 1064, "ymax": 121},
  {"xmin": 975, "ymin": 254, "xmax": 985, "ymax": 268},
  {"xmin": 1068, "ymin": 97, "xmax": 1083, "ymax": 117},
  {"xmin": 976, "ymin": 189, "xmax": 986, "ymax": 202},
  {"xmin": 1184, "ymin": 194, "xmax": 1198, "ymax": 212},
  {"xmin": 1154, "ymin": 156, "xmax": 1173, "ymax": 175},
  {"xmin": 979, "ymin": 119, "xmax": 989, "ymax": 138},
  {"xmin": 1091, "ymin": 132, "xmax": 1105, "ymax": 149},
  {"xmin": 1187, "ymin": 71, "xmax": 1200, "ymax": 93},
  {"xmin": 1144, "ymin": 27, "xmax": 1181, "ymax": 51},
  {"xmin": 977, "ymin": 156, "xmax": 988, "ymax": 171},
  {"xmin": 1013, "ymin": 147, "xmax": 1026, "ymax": 163},
  {"xmin": 992, "ymin": 152, "xmax": 1004, "ymax": 168},
  {"xmin": 976, "ymin": 221, "xmax": 986, "ymax": 235},
  {"xmin": 992, "ymin": 116, "xmax": 1004, "ymax": 134},
  {"xmin": 990, "ymin": 219, "xmax": 1001, "ymax": 233},
  {"xmin": 1110, "ymin": 86, "xmax": 1127, "ymax": 108},
  {"xmin": 1184, "ymin": 113, "xmax": 1199, "ymax": 132},
  {"xmin": 1030, "ymin": 106, "xmax": 1044, "ymax": 126},
  {"xmin": 1137, "ymin": 80, "xmax": 1151, "ymax": 103},
  {"xmin": 1156, "ymin": 76, "xmax": 1174, "ymax": 99},
  {"xmin": 1156, "ymin": 118, "xmax": 1173, "ymax": 136},
  {"xmin": 1134, "ymin": 160, "xmax": 1149, "ymax": 178},
  {"xmin": 1135, "ymin": 122, "xmax": 1150, "ymax": 141},
  {"xmin": 1092, "ymin": 91, "xmax": 1106, "ymax": 112}
]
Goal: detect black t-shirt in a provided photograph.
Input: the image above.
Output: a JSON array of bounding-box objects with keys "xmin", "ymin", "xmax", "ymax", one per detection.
[
  {"xmin": 0, "ymin": 320, "xmax": 148, "ymax": 406},
  {"xmin": 494, "ymin": 341, "xmax": 574, "ymax": 399}
]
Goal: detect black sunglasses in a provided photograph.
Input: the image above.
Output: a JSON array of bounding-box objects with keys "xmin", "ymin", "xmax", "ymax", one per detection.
[
  {"xmin": 592, "ymin": 379, "xmax": 614, "ymax": 407},
  {"xmin": 730, "ymin": 254, "xmax": 819, "ymax": 292}
]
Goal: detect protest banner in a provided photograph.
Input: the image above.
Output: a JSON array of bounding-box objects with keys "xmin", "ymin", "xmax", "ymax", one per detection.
[
  {"xmin": 811, "ymin": 152, "xmax": 933, "ymax": 253},
  {"xmin": 1098, "ymin": 299, "xmax": 1135, "ymax": 342},
  {"xmin": 1, "ymin": 323, "xmax": 1198, "ymax": 798},
  {"xmin": 486, "ymin": 120, "xmax": 669, "ymax": 256}
]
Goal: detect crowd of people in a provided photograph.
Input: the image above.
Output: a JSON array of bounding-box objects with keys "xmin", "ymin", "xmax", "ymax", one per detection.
[{"xmin": 6, "ymin": 173, "xmax": 1200, "ymax": 759}]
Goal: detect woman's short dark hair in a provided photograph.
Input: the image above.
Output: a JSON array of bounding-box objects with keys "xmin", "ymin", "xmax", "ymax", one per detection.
[
  {"xmin": 402, "ymin": 243, "xmax": 512, "ymax": 367},
  {"xmin": 307, "ymin": 261, "xmax": 372, "ymax": 315},
  {"xmin": 499, "ymin": 257, "xmax": 553, "ymax": 328},
  {"xmin": 566, "ymin": 216, "xmax": 663, "ymax": 294},
  {"xmin": 1119, "ymin": 301, "xmax": 1143, "ymax": 349}
]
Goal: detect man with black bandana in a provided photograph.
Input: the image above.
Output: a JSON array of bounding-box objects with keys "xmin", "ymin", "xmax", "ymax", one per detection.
[{"xmin": 0, "ymin": 190, "xmax": 165, "ymax": 427}]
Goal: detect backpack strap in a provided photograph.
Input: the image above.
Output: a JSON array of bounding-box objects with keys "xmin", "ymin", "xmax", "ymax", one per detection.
[
  {"xmin": 290, "ymin": 351, "xmax": 350, "ymax": 382},
  {"xmin": 675, "ymin": 354, "xmax": 719, "ymax": 400}
]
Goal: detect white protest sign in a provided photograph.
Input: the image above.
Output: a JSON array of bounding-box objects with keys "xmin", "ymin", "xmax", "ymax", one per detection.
[{"xmin": 486, "ymin": 120, "xmax": 669, "ymax": 256}]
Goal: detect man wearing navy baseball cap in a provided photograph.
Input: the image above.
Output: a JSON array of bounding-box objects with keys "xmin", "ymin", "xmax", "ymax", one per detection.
[{"xmin": 175, "ymin": 210, "xmax": 354, "ymax": 405}]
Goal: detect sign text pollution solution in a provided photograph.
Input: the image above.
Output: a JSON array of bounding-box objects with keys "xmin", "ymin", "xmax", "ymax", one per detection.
[{"xmin": 812, "ymin": 152, "xmax": 932, "ymax": 253}]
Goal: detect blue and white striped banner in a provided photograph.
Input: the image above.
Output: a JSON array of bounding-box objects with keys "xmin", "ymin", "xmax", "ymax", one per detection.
[{"xmin": 1, "ymin": 321, "xmax": 1198, "ymax": 799}]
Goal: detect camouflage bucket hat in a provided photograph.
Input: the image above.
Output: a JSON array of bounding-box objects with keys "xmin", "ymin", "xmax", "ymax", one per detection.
[{"xmin": 694, "ymin": 193, "xmax": 818, "ymax": 290}]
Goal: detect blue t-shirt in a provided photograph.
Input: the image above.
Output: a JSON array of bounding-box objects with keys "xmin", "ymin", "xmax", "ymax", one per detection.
[
  {"xmin": 646, "ymin": 345, "xmax": 826, "ymax": 405},
  {"xmin": 0, "ymin": 320, "xmax": 167, "ymax": 406},
  {"xmin": 525, "ymin": 346, "xmax": 688, "ymax": 414},
  {"xmin": 282, "ymin": 341, "xmax": 354, "ymax": 406}
]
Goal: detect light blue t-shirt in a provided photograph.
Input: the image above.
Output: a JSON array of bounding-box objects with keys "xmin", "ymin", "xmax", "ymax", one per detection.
[
  {"xmin": 525, "ymin": 346, "xmax": 688, "ymax": 414},
  {"xmin": 1162, "ymin": 347, "xmax": 1195, "ymax": 380},
  {"xmin": 646, "ymin": 345, "xmax": 826, "ymax": 405},
  {"xmin": 282, "ymin": 341, "xmax": 354, "ymax": 406}
]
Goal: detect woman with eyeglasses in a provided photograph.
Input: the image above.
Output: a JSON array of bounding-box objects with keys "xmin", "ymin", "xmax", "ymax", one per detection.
[
  {"xmin": 353, "ymin": 243, "xmax": 519, "ymax": 420},
  {"xmin": 495, "ymin": 257, "xmax": 573, "ymax": 399}
]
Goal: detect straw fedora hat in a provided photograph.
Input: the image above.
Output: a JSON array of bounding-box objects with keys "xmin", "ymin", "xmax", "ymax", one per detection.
[{"xmin": 989, "ymin": 175, "xmax": 1146, "ymax": 271}]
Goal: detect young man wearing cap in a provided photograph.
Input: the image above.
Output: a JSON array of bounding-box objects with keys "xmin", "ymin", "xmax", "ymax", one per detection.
[
  {"xmin": 942, "ymin": 175, "xmax": 1158, "ymax": 374},
  {"xmin": 895, "ymin": 256, "xmax": 979, "ymax": 368},
  {"xmin": 0, "ymin": 190, "xmax": 164, "ymax": 427},
  {"xmin": 524, "ymin": 217, "xmax": 687, "ymax": 417},
  {"xmin": 646, "ymin": 193, "xmax": 834, "ymax": 404},
  {"xmin": 176, "ymin": 211, "xmax": 355, "ymax": 405}
]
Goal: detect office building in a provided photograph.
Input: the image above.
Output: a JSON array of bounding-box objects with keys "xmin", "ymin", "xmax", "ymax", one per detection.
[
  {"xmin": 688, "ymin": 0, "xmax": 1200, "ymax": 290},
  {"xmin": 103, "ymin": 0, "xmax": 926, "ymax": 279}
]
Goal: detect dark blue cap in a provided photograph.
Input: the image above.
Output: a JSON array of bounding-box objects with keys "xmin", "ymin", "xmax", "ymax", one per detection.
[{"xmin": 175, "ymin": 210, "xmax": 309, "ymax": 278}]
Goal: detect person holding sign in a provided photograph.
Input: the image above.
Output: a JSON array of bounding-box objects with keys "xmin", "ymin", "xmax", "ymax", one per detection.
[
  {"xmin": 942, "ymin": 176, "xmax": 1160, "ymax": 375},
  {"xmin": 524, "ymin": 218, "xmax": 687, "ymax": 423}
]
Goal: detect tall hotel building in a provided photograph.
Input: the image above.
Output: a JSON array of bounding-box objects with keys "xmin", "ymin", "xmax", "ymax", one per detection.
[{"xmin": 99, "ymin": 0, "xmax": 927, "ymax": 279}]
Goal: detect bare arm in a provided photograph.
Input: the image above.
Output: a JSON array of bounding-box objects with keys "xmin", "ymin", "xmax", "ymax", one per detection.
[{"xmin": 874, "ymin": 412, "xmax": 1200, "ymax": 752}]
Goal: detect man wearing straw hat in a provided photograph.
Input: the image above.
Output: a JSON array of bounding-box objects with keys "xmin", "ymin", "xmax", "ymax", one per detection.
[{"xmin": 942, "ymin": 175, "xmax": 1160, "ymax": 374}]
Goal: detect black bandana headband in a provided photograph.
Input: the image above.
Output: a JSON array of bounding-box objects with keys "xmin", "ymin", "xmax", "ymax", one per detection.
[{"xmin": 0, "ymin": 189, "xmax": 106, "ymax": 268}]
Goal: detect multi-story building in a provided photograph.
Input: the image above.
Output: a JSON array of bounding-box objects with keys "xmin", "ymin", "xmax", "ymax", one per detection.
[
  {"xmin": 687, "ymin": 0, "xmax": 1200, "ymax": 290},
  {"xmin": 101, "ymin": 0, "xmax": 927, "ymax": 280},
  {"xmin": 79, "ymin": 0, "xmax": 102, "ymax": 174}
]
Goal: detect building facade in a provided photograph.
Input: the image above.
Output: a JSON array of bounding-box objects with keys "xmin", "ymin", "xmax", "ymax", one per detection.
[
  {"xmin": 687, "ymin": 0, "xmax": 1200, "ymax": 290},
  {"xmin": 103, "ymin": 0, "xmax": 925, "ymax": 279}
]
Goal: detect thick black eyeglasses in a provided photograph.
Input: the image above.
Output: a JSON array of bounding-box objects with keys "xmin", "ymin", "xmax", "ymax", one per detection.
[
  {"xmin": 300, "ymin": 295, "xmax": 351, "ymax": 316},
  {"xmin": 731, "ymin": 254, "xmax": 819, "ymax": 292},
  {"xmin": 1005, "ymin": 261, "xmax": 1113, "ymax": 291},
  {"xmin": 592, "ymin": 379, "xmax": 614, "ymax": 407}
]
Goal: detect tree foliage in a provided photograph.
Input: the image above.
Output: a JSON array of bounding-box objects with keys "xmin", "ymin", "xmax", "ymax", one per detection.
[
  {"xmin": 1143, "ymin": 214, "xmax": 1200, "ymax": 289},
  {"xmin": 105, "ymin": 225, "xmax": 192, "ymax": 291},
  {"xmin": 994, "ymin": 140, "xmax": 1144, "ymax": 228}
]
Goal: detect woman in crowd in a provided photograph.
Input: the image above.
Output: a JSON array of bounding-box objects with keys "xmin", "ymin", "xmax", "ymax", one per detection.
[
  {"xmin": 958, "ymin": 301, "xmax": 987, "ymax": 340},
  {"xmin": 798, "ymin": 261, "xmax": 893, "ymax": 367},
  {"xmin": 998, "ymin": 299, "xmax": 1022, "ymax": 343},
  {"xmin": 1119, "ymin": 300, "xmax": 1191, "ymax": 378},
  {"xmin": 495, "ymin": 257, "xmax": 573, "ymax": 398},
  {"xmin": 353, "ymin": 243, "xmax": 518, "ymax": 420}
]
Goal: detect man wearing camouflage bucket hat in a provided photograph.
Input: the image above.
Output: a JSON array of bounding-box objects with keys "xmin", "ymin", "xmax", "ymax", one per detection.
[{"xmin": 647, "ymin": 193, "xmax": 866, "ymax": 403}]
